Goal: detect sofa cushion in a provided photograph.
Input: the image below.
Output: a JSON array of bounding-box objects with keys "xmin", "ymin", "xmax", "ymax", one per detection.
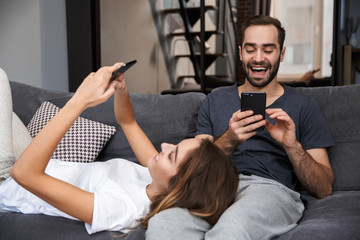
[
  {"xmin": 277, "ymin": 191, "xmax": 360, "ymax": 240},
  {"xmin": 0, "ymin": 211, "xmax": 116, "ymax": 240},
  {"xmin": 10, "ymin": 82, "xmax": 72, "ymax": 126},
  {"xmin": 27, "ymin": 101, "xmax": 116, "ymax": 163},
  {"xmin": 12, "ymin": 112, "xmax": 32, "ymax": 160},
  {"xmin": 297, "ymin": 85, "xmax": 360, "ymax": 191}
]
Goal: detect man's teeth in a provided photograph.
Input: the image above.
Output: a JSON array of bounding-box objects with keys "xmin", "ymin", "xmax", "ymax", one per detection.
[{"xmin": 252, "ymin": 67, "xmax": 267, "ymax": 71}]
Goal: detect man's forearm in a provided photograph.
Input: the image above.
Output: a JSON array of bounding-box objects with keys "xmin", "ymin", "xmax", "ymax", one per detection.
[
  {"xmin": 214, "ymin": 132, "xmax": 237, "ymax": 156},
  {"xmin": 285, "ymin": 142, "xmax": 334, "ymax": 199}
]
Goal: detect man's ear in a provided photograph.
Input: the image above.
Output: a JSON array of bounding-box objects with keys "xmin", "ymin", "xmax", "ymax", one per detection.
[
  {"xmin": 280, "ymin": 46, "xmax": 286, "ymax": 62},
  {"xmin": 239, "ymin": 46, "xmax": 242, "ymax": 61}
]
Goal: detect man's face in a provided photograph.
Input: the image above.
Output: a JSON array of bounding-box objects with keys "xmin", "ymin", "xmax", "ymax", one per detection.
[{"xmin": 240, "ymin": 25, "xmax": 285, "ymax": 88}]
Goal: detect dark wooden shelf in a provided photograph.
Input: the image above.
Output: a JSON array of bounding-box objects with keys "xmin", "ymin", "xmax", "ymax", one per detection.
[
  {"xmin": 162, "ymin": 6, "xmax": 218, "ymax": 14},
  {"xmin": 174, "ymin": 53, "xmax": 227, "ymax": 71},
  {"xmin": 174, "ymin": 53, "xmax": 227, "ymax": 58},
  {"xmin": 177, "ymin": 74, "xmax": 231, "ymax": 79},
  {"xmin": 167, "ymin": 30, "xmax": 223, "ymax": 41}
]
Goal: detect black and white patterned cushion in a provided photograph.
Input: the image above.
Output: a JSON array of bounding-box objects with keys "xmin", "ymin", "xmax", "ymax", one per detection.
[{"xmin": 27, "ymin": 101, "xmax": 116, "ymax": 163}]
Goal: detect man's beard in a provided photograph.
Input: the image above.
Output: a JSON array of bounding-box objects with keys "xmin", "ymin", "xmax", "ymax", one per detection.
[{"xmin": 242, "ymin": 56, "xmax": 281, "ymax": 88}]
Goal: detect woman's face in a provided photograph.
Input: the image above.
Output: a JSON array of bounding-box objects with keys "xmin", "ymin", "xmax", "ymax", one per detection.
[{"xmin": 147, "ymin": 138, "xmax": 200, "ymax": 191}]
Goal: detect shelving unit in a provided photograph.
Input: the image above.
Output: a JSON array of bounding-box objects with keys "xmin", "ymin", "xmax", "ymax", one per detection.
[{"xmin": 152, "ymin": 0, "xmax": 239, "ymax": 94}]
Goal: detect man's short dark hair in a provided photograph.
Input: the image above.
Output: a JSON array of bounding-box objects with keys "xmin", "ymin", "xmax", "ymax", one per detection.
[{"xmin": 240, "ymin": 15, "xmax": 286, "ymax": 50}]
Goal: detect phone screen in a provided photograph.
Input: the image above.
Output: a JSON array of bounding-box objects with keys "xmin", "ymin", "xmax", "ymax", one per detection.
[{"xmin": 241, "ymin": 92, "xmax": 266, "ymax": 130}]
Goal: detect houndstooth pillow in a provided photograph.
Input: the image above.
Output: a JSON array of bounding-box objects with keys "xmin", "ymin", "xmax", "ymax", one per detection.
[{"xmin": 27, "ymin": 101, "xmax": 116, "ymax": 163}]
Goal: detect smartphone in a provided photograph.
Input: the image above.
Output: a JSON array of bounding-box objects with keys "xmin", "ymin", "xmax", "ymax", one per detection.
[
  {"xmin": 241, "ymin": 92, "xmax": 266, "ymax": 131},
  {"xmin": 110, "ymin": 60, "xmax": 137, "ymax": 82}
]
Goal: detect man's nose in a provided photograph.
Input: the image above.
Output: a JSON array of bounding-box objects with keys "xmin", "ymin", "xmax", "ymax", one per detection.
[{"xmin": 254, "ymin": 49, "xmax": 265, "ymax": 62}]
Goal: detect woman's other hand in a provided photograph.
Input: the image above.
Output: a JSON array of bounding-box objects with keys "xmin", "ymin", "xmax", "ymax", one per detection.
[{"xmin": 113, "ymin": 71, "xmax": 134, "ymax": 125}]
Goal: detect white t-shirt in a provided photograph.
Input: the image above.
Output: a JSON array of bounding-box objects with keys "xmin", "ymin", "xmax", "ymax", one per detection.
[{"xmin": 0, "ymin": 158, "xmax": 152, "ymax": 234}]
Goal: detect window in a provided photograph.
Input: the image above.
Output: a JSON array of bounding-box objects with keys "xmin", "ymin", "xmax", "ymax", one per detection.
[{"xmin": 270, "ymin": 0, "xmax": 333, "ymax": 81}]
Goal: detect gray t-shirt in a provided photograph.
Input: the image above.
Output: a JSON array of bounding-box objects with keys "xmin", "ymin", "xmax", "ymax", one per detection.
[{"xmin": 196, "ymin": 84, "xmax": 334, "ymax": 190}]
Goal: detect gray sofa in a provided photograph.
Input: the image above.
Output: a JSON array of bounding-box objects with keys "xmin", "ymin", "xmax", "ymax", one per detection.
[{"xmin": 0, "ymin": 81, "xmax": 360, "ymax": 240}]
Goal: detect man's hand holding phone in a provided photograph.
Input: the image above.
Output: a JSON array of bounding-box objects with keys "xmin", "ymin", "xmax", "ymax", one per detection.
[
  {"xmin": 214, "ymin": 100, "xmax": 266, "ymax": 155},
  {"xmin": 240, "ymin": 92, "xmax": 266, "ymax": 131},
  {"xmin": 223, "ymin": 109, "xmax": 266, "ymax": 146}
]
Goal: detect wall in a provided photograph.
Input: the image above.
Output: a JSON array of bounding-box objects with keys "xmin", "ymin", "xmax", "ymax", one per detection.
[
  {"xmin": 0, "ymin": 0, "xmax": 68, "ymax": 91},
  {"xmin": 100, "ymin": 0, "xmax": 170, "ymax": 94}
]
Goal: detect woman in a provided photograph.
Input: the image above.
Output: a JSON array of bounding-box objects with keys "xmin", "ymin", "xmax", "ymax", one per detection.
[{"xmin": 0, "ymin": 63, "xmax": 239, "ymax": 234}]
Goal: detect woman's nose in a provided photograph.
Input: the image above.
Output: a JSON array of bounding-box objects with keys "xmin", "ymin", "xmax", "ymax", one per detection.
[{"xmin": 161, "ymin": 143, "xmax": 175, "ymax": 152}]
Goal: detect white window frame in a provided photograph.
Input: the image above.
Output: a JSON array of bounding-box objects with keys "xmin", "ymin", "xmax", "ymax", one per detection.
[{"xmin": 270, "ymin": 0, "xmax": 333, "ymax": 82}]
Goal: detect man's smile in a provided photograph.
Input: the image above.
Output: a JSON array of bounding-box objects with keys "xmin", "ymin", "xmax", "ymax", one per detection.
[{"xmin": 248, "ymin": 62, "xmax": 271, "ymax": 79}]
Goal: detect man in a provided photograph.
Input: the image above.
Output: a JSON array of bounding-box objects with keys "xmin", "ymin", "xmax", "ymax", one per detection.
[{"xmin": 146, "ymin": 15, "xmax": 334, "ymax": 240}]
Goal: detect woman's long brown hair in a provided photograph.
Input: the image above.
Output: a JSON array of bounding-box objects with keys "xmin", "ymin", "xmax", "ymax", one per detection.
[{"xmin": 141, "ymin": 139, "xmax": 239, "ymax": 227}]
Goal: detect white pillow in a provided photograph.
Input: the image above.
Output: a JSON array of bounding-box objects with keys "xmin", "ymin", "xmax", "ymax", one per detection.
[
  {"xmin": 0, "ymin": 67, "xmax": 14, "ymax": 181},
  {"xmin": 12, "ymin": 112, "xmax": 32, "ymax": 160},
  {"xmin": 27, "ymin": 101, "xmax": 117, "ymax": 163}
]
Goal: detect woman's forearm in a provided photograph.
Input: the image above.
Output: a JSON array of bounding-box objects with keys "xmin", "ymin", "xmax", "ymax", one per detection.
[
  {"xmin": 8, "ymin": 99, "xmax": 96, "ymax": 224},
  {"xmin": 10, "ymin": 99, "xmax": 84, "ymax": 184},
  {"xmin": 114, "ymin": 85, "xmax": 157, "ymax": 167},
  {"xmin": 7, "ymin": 63, "xmax": 119, "ymax": 224},
  {"xmin": 10, "ymin": 62, "xmax": 118, "ymax": 187},
  {"xmin": 114, "ymin": 86, "xmax": 135, "ymax": 124}
]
